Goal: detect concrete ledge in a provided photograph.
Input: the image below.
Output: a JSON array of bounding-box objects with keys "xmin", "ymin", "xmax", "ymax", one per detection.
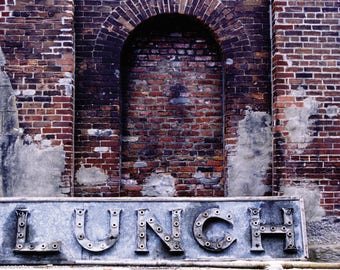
[{"xmin": 0, "ymin": 261, "xmax": 340, "ymax": 270}]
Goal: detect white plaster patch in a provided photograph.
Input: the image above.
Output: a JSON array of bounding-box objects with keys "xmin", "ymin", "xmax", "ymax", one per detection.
[
  {"xmin": 141, "ymin": 173, "xmax": 175, "ymax": 197},
  {"xmin": 22, "ymin": 90, "xmax": 36, "ymax": 96},
  {"xmin": 0, "ymin": 47, "xmax": 6, "ymax": 66},
  {"xmin": 58, "ymin": 72, "xmax": 73, "ymax": 96},
  {"xmin": 282, "ymin": 183, "xmax": 325, "ymax": 222},
  {"xmin": 228, "ymin": 109, "xmax": 272, "ymax": 196},
  {"xmin": 8, "ymin": 141, "xmax": 66, "ymax": 197},
  {"xmin": 94, "ymin": 147, "xmax": 109, "ymax": 153},
  {"xmin": 326, "ymin": 105, "xmax": 339, "ymax": 118},
  {"xmin": 76, "ymin": 165, "xmax": 107, "ymax": 185},
  {"xmin": 88, "ymin": 129, "xmax": 113, "ymax": 136},
  {"xmin": 285, "ymin": 93, "xmax": 318, "ymax": 153},
  {"xmin": 122, "ymin": 136, "xmax": 139, "ymax": 142}
]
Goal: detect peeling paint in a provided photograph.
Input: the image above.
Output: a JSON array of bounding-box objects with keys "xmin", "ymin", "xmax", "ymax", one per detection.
[
  {"xmin": 285, "ymin": 90, "xmax": 318, "ymax": 153},
  {"xmin": 227, "ymin": 109, "xmax": 272, "ymax": 196},
  {"xmin": 141, "ymin": 173, "xmax": 175, "ymax": 197},
  {"xmin": 282, "ymin": 184, "xmax": 325, "ymax": 222},
  {"xmin": 76, "ymin": 165, "xmax": 107, "ymax": 185}
]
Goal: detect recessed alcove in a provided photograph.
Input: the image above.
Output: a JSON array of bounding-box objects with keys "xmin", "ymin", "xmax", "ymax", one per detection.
[{"xmin": 120, "ymin": 14, "xmax": 224, "ymax": 196}]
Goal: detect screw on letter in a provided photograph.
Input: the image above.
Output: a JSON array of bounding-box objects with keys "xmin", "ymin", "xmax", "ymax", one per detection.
[
  {"xmin": 74, "ymin": 208, "xmax": 121, "ymax": 252},
  {"xmin": 135, "ymin": 209, "xmax": 183, "ymax": 254},
  {"xmin": 193, "ymin": 208, "xmax": 236, "ymax": 252},
  {"xmin": 14, "ymin": 209, "xmax": 61, "ymax": 253},
  {"xmin": 249, "ymin": 208, "xmax": 297, "ymax": 252}
]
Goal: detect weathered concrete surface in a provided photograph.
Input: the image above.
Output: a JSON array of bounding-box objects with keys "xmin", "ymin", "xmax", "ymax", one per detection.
[
  {"xmin": 0, "ymin": 198, "xmax": 307, "ymax": 264},
  {"xmin": 0, "ymin": 261, "xmax": 340, "ymax": 270},
  {"xmin": 5, "ymin": 140, "xmax": 65, "ymax": 196},
  {"xmin": 307, "ymin": 217, "xmax": 340, "ymax": 262},
  {"xmin": 227, "ymin": 110, "xmax": 272, "ymax": 196}
]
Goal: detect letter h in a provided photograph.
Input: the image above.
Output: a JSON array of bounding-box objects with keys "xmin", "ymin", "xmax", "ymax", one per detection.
[{"xmin": 249, "ymin": 208, "xmax": 296, "ymax": 252}]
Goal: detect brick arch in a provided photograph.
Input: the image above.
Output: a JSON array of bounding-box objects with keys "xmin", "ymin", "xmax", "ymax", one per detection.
[
  {"xmin": 94, "ymin": 0, "xmax": 251, "ymax": 60},
  {"xmin": 74, "ymin": 0, "xmax": 266, "ymax": 197}
]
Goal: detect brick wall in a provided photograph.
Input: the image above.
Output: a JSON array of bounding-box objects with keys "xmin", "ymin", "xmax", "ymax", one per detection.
[
  {"xmin": 3, "ymin": 0, "xmax": 338, "ymax": 216},
  {"xmin": 0, "ymin": 0, "xmax": 74, "ymax": 194},
  {"xmin": 74, "ymin": 0, "xmax": 271, "ymax": 196},
  {"xmin": 120, "ymin": 14, "xmax": 223, "ymax": 196},
  {"xmin": 272, "ymin": 0, "xmax": 340, "ymax": 216}
]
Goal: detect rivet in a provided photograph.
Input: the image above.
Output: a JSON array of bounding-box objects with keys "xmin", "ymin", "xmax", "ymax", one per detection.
[
  {"xmin": 148, "ymin": 218, "xmax": 154, "ymax": 223},
  {"xmin": 254, "ymin": 231, "xmax": 260, "ymax": 237},
  {"xmin": 87, "ymin": 243, "xmax": 93, "ymax": 249},
  {"xmin": 164, "ymin": 235, "xmax": 170, "ymax": 241},
  {"xmin": 29, "ymin": 244, "xmax": 34, "ymax": 250},
  {"xmin": 252, "ymin": 221, "xmax": 259, "ymax": 226},
  {"xmin": 139, "ymin": 244, "xmax": 144, "ymax": 249},
  {"xmin": 52, "ymin": 243, "xmax": 58, "ymax": 249},
  {"xmin": 139, "ymin": 221, "xmax": 145, "ymax": 227},
  {"xmin": 156, "ymin": 226, "xmax": 163, "ymax": 233},
  {"xmin": 260, "ymin": 226, "xmax": 265, "ymax": 231},
  {"xmin": 282, "ymin": 226, "xmax": 287, "ymax": 231},
  {"xmin": 205, "ymin": 242, "xmax": 211, "ymax": 247},
  {"xmin": 287, "ymin": 231, "xmax": 293, "ymax": 237},
  {"xmin": 252, "ymin": 210, "xmax": 258, "ymax": 215},
  {"xmin": 215, "ymin": 210, "xmax": 220, "ymax": 215},
  {"xmin": 226, "ymin": 213, "xmax": 232, "ymax": 219},
  {"xmin": 173, "ymin": 221, "xmax": 179, "ymax": 227},
  {"xmin": 41, "ymin": 244, "xmax": 46, "ymax": 249},
  {"xmin": 16, "ymin": 244, "xmax": 23, "ymax": 249},
  {"xmin": 196, "ymin": 221, "xmax": 201, "ymax": 227},
  {"xmin": 19, "ymin": 222, "xmax": 25, "ymax": 227},
  {"xmin": 77, "ymin": 222, "xmax": 83, "ymax": 227},
  {"xmin": 287, "ymin": 221, "xmax": 292, "ymax": 225},
  {"xmin": 270, "ymin": 226, "xmax": 276, "ymax": 231},
  {"xmin": 78, "ymin": 234, "xmax": 84, "ymax": 240},
  {"xmin": 139, "ymin": 232, "xmax": 145, "ymax": 238},
  {"xmin": 203, "ymin": 212, "xmax": 208, "ymax": 217},
  {"xmin": 217, "ymin": 243, "xmax": 222, "ymax": 248},
  {"xmin": 18, "ymin": 233, "xmax": 24, "ymax": 238},
  {"xmin": 112, "ymin": 211, "xmax": 118, "ymax": 216},
  {"xmin": 112, "ymin": 223, "xmax": 117, "ymax": 228},
  {"xmin": 227, "ymin": 236, "xmax": 233, "ymax": 242},
  {"xmin": 139, "ymin": 210, "xmax": 145, "ymax": 215},
  {"xmin": 77, "ymin": 210, "xmax": 83, "ymax": 215},
  {"xmin": 174, "ymin": 232, "xmax": 180, "ymax": 238}
]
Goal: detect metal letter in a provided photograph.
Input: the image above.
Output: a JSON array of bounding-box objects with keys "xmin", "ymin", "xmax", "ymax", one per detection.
[
  {"xmin": 74, "ymin": 208, "xmax": 121, "ymax": 252},
  {"xmin": 249, "ymin": 208, "xmax": 297, "ymax": 252},
  {"xmin": 14, "ymin": 209, "xmax": 61, "ymax": 253},
  {"xmin": 135, "ymin": 209, "xmax": 183, "ymax": 253},
  {"xmin": 193, "ymin": 207, "xmax": 236, "ymax": 252}
]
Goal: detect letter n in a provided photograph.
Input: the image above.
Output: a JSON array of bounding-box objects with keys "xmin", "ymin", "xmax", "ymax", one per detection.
[{"xmin": 135, "ymin": 209, "xmax": 183, "ymax": 253}]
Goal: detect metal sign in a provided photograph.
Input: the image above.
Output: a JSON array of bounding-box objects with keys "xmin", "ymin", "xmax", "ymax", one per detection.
[{"xmin": 0, "ymin": 197, "xmax": 308, "ymax": 265}]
